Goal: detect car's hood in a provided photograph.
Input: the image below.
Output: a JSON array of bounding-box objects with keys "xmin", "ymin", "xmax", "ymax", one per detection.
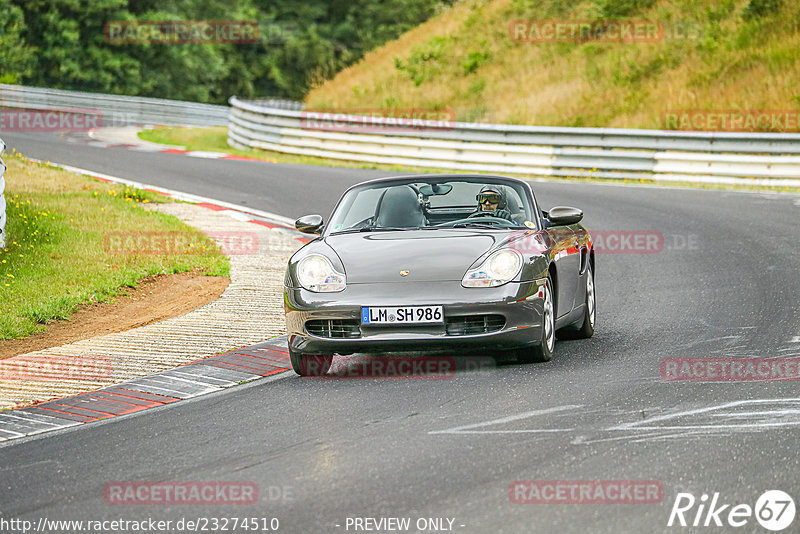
[{"xmin": 325, "ymin": 229, "xmax": 503, "ymax": 283}]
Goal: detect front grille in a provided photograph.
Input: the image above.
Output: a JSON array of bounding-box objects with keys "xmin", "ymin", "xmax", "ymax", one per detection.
[
  {"xmin": 305, "ymin": 319, "xmax": 361, "ymax": 339},
  {"xmin": 445, "ymin": 315, "xmax": 505, "ymax": 336}
]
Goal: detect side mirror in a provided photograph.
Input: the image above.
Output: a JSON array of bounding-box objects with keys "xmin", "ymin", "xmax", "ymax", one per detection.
[
  {"xmin": 295, "ymin": 214, "xmax": 324, "ymax": 234},
  {"xmin": 547, "ymin": 206, "xmax": 583, "ymax": 226}
]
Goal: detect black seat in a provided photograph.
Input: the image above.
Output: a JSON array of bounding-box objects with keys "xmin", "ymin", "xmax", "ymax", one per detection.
[
  {"xmin": 374, "ymin": 186, "xmax": 426, "ymax": 228},
  {"xmin": 501, "ymin": 187, "xmax": 526, "ymax": 225}
]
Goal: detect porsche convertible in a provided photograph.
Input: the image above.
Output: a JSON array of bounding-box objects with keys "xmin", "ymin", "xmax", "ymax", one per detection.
[{"xmin": 283, "ymin": 174, "xmax": 595, "ymax": 376}]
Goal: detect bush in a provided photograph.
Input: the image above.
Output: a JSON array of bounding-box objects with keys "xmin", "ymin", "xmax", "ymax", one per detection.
[
  {"xmin": 743, "ymin": 0, "xmax": 782, "ymax": 19},
  {"xmin": 395, "ymin": 36, "xmax": 451, "ymax": 86},
  {"xmin": 462, "ymin": 50, "xmax": 490, "ymax": 75},
  {"xmin": 593, "ymin": 0, "xmax": 657, "ymax": 18}
]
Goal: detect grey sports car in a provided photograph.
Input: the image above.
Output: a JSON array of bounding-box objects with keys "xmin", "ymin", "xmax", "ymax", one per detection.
[{"xmin": 284, "ymin": 174, "xmax": 595, "ymax": 376}]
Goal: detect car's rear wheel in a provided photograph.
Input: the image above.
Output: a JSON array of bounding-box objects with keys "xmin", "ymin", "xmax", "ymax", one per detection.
[
  {"xmin": 290, "ymin": 348, "xmax": 333, "ymax": 376},
  {"xmin": 517, "ymin": 276, "xmax": 555, "ymax": 363}
]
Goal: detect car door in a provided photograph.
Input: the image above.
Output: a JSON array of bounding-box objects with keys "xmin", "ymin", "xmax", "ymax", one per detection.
[{"xmin": 546, "ymin": 224, "xmax": 581, "ymax": 318}]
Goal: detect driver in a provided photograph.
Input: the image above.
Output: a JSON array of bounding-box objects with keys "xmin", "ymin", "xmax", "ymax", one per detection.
[{"xmin": 472, "ymin": 185, "xmax": 513, "ymax": 221}]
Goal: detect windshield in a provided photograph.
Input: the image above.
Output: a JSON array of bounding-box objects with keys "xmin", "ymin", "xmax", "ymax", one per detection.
[{"xmin": 327, "ymin": 178, "xmax": 536, "ymax": 234}]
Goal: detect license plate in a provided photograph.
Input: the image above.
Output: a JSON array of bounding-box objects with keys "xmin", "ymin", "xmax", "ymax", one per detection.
[{"xmin": 361, "ymin": 306, "xmax": 443, "ymax": 325}]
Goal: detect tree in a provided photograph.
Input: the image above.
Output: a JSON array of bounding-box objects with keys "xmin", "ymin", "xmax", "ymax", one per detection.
[{"xmin": 0, "ymin": 0, "xmax": 35, "ymax": 83}]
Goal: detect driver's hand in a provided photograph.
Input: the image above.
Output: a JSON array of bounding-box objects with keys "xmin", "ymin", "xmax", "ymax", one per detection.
[
  {"xmin": 469, "ymin": 209, "xmax": 512, "ymax": 220},
  {"xmin": 493, "ymin": 209, "xmax": 512, "ymax": 221}
]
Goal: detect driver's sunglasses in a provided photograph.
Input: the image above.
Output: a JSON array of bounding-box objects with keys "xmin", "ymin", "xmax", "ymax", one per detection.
[{"xmin": 477, "ymin": 193, "xmax": 502, "ymax": 204}]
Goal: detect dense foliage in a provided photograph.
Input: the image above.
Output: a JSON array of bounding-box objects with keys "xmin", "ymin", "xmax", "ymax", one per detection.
[{"xmin": 0, "ymin": 0, "xmax": 453, "ymax": 102}]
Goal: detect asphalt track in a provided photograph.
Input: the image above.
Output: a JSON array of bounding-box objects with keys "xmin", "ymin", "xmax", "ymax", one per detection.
[{"xmin": 2, "ymin": 131, "xmax": 800, "ymax": 534}]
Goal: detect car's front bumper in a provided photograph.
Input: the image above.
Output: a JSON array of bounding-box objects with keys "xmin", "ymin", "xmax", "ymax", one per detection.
[{"xmin": 284, "ymin": 279, "xmax": 546, "ymax": 356}]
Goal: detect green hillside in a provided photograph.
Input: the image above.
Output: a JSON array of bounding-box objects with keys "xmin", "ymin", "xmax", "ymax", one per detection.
[{"xmin": 305, "ymin": 0, "xmax": 800, "ymax": 130}]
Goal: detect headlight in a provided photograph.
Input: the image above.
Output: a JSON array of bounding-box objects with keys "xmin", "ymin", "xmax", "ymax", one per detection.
[
  {"xmin": 462, "ymin": 249, "xmax": 523, "ymax": 287},
  {"xmin": 296, "ymin": 254, "xmax": 346, "ymax": 292}
]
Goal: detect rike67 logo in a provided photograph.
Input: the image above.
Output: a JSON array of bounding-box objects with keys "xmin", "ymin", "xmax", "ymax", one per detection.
[{"xmin": 668, "ymin": 490, "xmax": 796, "ymax": 531}]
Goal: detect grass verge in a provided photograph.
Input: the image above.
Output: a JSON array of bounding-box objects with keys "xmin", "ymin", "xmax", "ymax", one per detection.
[
  {"xmin": 0, "ymin": 149, "xmax": 229, "ymax": 340},
  {"xmin": 139, "ymin": 125, "xmax": 424, "ymax": 170},
  {"xmin": 139, "ymin": 126, "xmax": 800, "ymax": 194}
]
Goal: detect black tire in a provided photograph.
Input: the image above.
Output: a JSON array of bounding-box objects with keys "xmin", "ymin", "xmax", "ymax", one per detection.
[
  {"xmin": 517, "ymin": 276, "xmax": 555, "ymax": 363},
  {"xmin": 573, "ymin": 262, "xmax": 595, "ymax": 338},
  {"xmin": 556, "ymin": 262, "xmax": 596, "ymax": 340},
  {"xmin": 290, "ymin": 347, "xmax": 333, "ymax": 376}
]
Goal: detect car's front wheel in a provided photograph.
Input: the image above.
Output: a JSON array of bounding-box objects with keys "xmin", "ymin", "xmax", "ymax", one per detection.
[
  {"xmin": 573, "ymin": 262, "xmax": 595, "ymax": 338},
  {"xmin": 517, "ymin": 276, "xmax": 555, "ymax": 363},
  {"xmin": 559, "ymin": 262, "xmax": 595, "ymax": 340},
  {"xmin": 290, "ymin": 348, "xmax": 333, "ymax": 376}
]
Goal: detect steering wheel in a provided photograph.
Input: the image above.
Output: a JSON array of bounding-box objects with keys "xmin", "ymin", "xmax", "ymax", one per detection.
[
  {"xmin": 469, "ymin": 210, "xmax": 514, "ymax": 223},
  {"xmin": 468, "ymin": 211, "xmax": 498, "ymax": 218},
  {"xmin": 437, "ymin": 216, "xmax": 515, "ymax": 227}
]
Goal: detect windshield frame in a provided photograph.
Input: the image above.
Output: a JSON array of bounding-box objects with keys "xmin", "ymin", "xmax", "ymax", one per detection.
[{"xmin": 323, "ymin": 174, "xmax": 543, "ymax": 237}]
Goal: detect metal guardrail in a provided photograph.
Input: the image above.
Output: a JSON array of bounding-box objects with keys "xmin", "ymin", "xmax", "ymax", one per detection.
[
  {"xmin": 0, "ymin": 137, "xmax": 5, "ymax": 248},
  {"xmin": 243, "ymin": 99, "xmax": 305, "ymax": 111},
  {"xmin": 228, "ymin": 96, "xmax": 800, "ymax": 187},
  {"xmin": 0, "ymin": 84, "xmax": 229, "ymax": 127}
]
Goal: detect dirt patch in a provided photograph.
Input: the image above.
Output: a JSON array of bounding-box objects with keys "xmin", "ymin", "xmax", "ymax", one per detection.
[{"xmin": 0, "ymin": 271, "xmax": 229, "ymax": 359}]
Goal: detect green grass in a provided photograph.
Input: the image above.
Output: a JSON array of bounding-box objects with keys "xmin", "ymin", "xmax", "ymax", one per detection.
[
  {"xmin": 139, "ymin": 126, "xmax": 430, "ymax": 171},
  {"xmin": 0, "ymin": 151, "xmax": 229, "ymax": 340},
  {"xmin": 138, "ymin": 126, "xmax": 800, "ymax": 194}
]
